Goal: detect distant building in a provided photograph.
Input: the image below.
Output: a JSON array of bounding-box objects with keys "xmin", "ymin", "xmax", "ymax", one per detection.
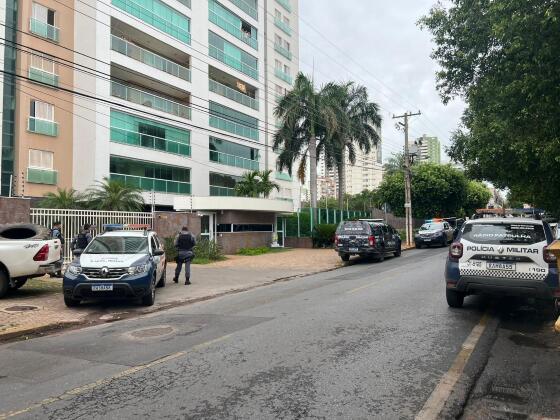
[{"xmin": 411, "ymin": 135, "xmax": 441, "ymax": 164}]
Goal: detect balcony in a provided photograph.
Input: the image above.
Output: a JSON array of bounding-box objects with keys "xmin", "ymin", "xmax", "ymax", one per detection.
[
  {"xmin": 209, "ymin": 4, "xmax": 257, "ymax": 50},
  {"xmin": 210, "ymin": 185, "xmax": 236, "ymax": 197},
  {"xmin": 209, "ymin": 79, "xmax": 258, "ymax": 110},
  {"xmin": 274, "ymin": 43, "xmax": 292, "ymax": 60},
  {"xmin": 111, "ymin": 81, "xmax": 191, "ymax": 119},
  {"xmin": 176, "ymin": 0, "xmax": 191, "ymax": 7},
  {"xmin": 28, "ymin": 67, "xmax": 59, "ymax": 87},
  {"xmin": 110, "ymin": 173, "xmax": 191, "ymax": 194},
  {"xmin": 210, "ymin": 114, "xmax": 258, "ymax": 141},
  {"xmin": 27, "ymin": 168, "xmax": 57, "ymax": 185},
  {"xmin": 274, "ymin": 17, "xmax": 291, "ymax": 36},
  {"xmin": 228, "ymin": 0, "xmax": 257, "ymax": 20},
  {"xmin": 111, "ymin": 35, "xmax": 191, "ymax": 82},
  {"xmin": 275, "ymin": 0, "xmax": 291, "ymax": 12},
  {"xmin": 275, "ymin": 68, "xmax": 293, "ymax": 84},
  {"xmin": 210, "ymin": 150, "xmax": 259, "ymax": 171},
  {"xmin": 29, "ymin": 18, "xmax": 59, "ymax": 42},
  {"xmin": 209, "ymin": 44, "xmax": 258, "ymax": 80},
  {"xmin": 27, "ymin": 117, "xmax": 58, "ymax": 137},
  {"xmin": 275, "ymin": 172, "xmax": 292, "ymax": 181}
]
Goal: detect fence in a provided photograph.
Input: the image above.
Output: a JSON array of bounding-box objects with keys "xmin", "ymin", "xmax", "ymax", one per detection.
[
  {"xmin": 282, "ymin": 208, "xmax": 371, "ymax": 238},
  {"xmin": 30, "ymin": 208, "xmax": 154, "ymax": 262}
]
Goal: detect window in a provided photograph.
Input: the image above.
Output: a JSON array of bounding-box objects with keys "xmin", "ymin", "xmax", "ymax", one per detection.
[
  {"xmin": 275, "ymin": 34, "xmax": 282, "ymax": 45},
  {"xmin": 274, "ymin": 9, "xmax": 281, "ymax": 19},
  {"xmin": 283, "ymin": 64, "xmax": 290, "ymax": 74},
  {"xmin": 30, "ymin": 100, "xmax": 54, "ymax": 120},
  {"xmin": 275, "ymin": 85, "xmax": 283, "ymax": 95},
  {"xmin": 275, "ymin": 59, "xmax": 282, "ymax": 70},
  {"xmin": 30, "ymin": 54, "xmax": 55, "ymax": 73},
  {"xmin": 283, "ymin": 40, "xmax": 290, "ymax": 51},
  {"xmin": 29, "ymin": 149, "xmax": 53, "ymax": 169},
  {"xmin": 32, "ymin": 3, "xmax": 55, "ymax": 26},
  {"xmin": 283, "ymin": 16, "xmax": 289, "ymax": 26}
]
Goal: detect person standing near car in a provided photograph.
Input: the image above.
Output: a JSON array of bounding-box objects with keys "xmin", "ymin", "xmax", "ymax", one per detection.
[
  {"xmin": 71, "ymin": 223, "xmax": 93, "ymax": 258},
  {"xmin": 50, "ymin": 221, "xmax": 65, "ymax": 277},
  {"xmin": 173, "ymin": 226, "xmax": 196, "ymax": 285}
]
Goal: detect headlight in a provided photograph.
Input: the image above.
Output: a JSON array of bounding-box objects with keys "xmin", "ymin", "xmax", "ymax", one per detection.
[
  {"xmin": 67, "ymin": 265, "xmax": 82, "ymax": 275},
  {"xmin": 128, "ymin": 263, "xmax": 150, "ymax": 275}
]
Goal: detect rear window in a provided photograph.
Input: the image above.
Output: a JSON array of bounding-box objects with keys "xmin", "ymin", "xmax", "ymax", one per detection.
[
  {"xmin": 368, "ymin": 223, "xmax": 383, "ymax": 235},
  {"xmin": 337, "ymin": 221, "xmax": 369, "ymax": 234},
  {"xmin": 420, "ymin": 223, "xmax": 444, "ymax": 231},
  {"xmin": 461, "ymin": 223, "xmax": 546, "ymax": 245}
]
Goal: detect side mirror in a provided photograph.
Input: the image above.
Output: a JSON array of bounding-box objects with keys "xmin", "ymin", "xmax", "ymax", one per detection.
[{"xmin": 153, "ymin": 249, "xmax": 165, "ymax": 257}]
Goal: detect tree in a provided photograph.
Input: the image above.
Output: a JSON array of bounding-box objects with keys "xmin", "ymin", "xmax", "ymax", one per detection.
[
  {"xmin": 383, "ymin": 152, "xmax": 405, "ymax": 177},
  {"xmin": 256, "ymin": 169, "xmax": 280, "ymax": 198},
  {"xmin": 39, "ymin": 188, "xmax": 84, "ymax": 209},
  {"xmin": 464, "ymin": 181, "xmax": 492, "ymax": 217},
  {"xmin": 419, "ymin": 0, "xmax": 560, "ymax": 213},
  {"xmin": 378, "ymin": 163, "xmax": 468, "ymax": 218},
  {"xmin": 234, "ymin": 170, "xmax": 280, "ymax": 198},
  {"xmin": 321, "ymin": 82, "xmax": 382, "ymax": 210},
  {"xmin": 86, "ymin": 177, "xmax": 145, "ymax": 211},
  {"xmin": 274, "ymin": 73, "xmax": 338, "ymax": 211}
]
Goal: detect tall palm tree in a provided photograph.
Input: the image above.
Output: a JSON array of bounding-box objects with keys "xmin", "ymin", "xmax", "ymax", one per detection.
[
  {"xmin": 39, "ymin": 188, "xmax": 84, "ymax": 209},
  {"xmin": 322, "ymin": 82, "xmax": 382, "ymax": 209},
  {"xmin": 273, "ymin": 73, "xmax": 338, "ymax": 212},
  {"xmin": 256, "ymin": 169, "xmax": 280, "ymax": 198},
  {"xmin": 86, "ymin": 177, "xmax": 145, "ymax": 211}
]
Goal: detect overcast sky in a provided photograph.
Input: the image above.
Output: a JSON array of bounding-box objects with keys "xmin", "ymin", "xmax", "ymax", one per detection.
[{"xmin": 297, "ymin": 0, "xmax": 465, "ymax": 162}]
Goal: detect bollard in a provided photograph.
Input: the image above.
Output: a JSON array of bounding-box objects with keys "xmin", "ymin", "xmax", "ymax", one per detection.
[{"xmin": 548, "ymin": 240, "xmax": 560, "ymax": 332}]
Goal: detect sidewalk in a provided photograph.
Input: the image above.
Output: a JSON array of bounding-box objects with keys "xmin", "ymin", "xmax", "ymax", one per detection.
[{"xmin": 0, "ymin": 249, "xmax": 342, "ymax": 341}]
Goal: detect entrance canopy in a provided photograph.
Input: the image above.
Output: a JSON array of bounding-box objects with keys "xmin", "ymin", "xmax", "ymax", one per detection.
[{"xmin": 173, "ymin": 196, "xmax": 294, "ymax": 213}]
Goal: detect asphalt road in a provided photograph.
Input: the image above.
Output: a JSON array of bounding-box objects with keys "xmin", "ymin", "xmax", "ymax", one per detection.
[{"xmin": 0, "ymin": 247, "xmax": 489, "ymax": 419}]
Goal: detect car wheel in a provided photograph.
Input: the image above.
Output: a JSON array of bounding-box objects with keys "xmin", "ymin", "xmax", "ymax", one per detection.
[
  {"xmin": 0, "ymin": 271, "xmax": 9, "ymax": 298},
  {"xmin": 142, "ymin": 277, "xmax": 156, "ymax": 306},
  {"xmin": 156, "ymin": 264, "xmax": 166, "ymax": 288},
  {"xmin": 340, "ymin": 254, "xmax": 350, "ymax": 262},
  {"xmin": 416, "ymin": 243, "xmax": 423, "ymax": 249},
  {"xmin": 376, "ymin": 253, "xmax": 385, "ymax": 263},
  {"xmin": 10, "ymin": 278, "xmax": 27, "ymax": 290},
  {"xmin": 394, "ymin": 246, "xmax": 402, "ymax": 257},
  {"xmin": 446, "ymin": 289, "xmax": 465, "ymax": 308},
  {"xmin": 64, "ymin": 296, "xmax": 81, "ymax": 307}
]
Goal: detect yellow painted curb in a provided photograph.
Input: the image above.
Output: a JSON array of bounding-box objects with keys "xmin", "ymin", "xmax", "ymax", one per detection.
[{"xmin": 555, "ymin": 316, "xmax": 560, "ymax": 333}]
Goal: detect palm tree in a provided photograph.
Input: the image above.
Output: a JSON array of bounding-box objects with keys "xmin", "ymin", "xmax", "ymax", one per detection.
[
  {"xmin": 274, "ymin": 73, "xmax": 338, "ymax": 212},
  {"xmin": 322, "ymin": 82, "xmax": 382, "ymax": 209},
  {"xmin": 256, "ymin": 169, "xmax": 280, "ymax": 198},
  {"xmin": 86, "ymin": 177, "xmax": 145, "ymax": 211},
  {"xmin": 383, "ymin": 152, "xmax": 405, "ymax": 176},
  {"xmin": 39, "ymin": 188, "xmax": 84, "ymax": 209},
  {"xmin": 234, "ymin": 170, "xmax": 261, "ymax": 198}
]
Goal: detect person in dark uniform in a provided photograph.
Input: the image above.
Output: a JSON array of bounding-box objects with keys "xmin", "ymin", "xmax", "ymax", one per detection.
[{"xmin": 173, "ymin": 226, "xmax": 196, "ymax": 285}]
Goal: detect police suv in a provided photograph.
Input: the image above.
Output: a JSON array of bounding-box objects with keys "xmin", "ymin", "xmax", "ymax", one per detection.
[
  {"xmin": 63, "ymin": 229, "xmax": 166, "ymax": 307},
  {"xmin": 445, "ymin": 218, "xmax": 559, "ymax": 314}
]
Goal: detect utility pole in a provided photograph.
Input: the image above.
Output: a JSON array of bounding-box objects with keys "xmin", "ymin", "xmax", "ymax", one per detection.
[{"xmin": 393, "ymin": 111, "xmax": 421, "ymax": 247}]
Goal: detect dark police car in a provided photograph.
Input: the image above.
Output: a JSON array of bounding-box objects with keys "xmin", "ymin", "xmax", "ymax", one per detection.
[
  {"xmin": 335, "ymin": 219, "xmax": 401, "ymax": 262},
  {"xmin": 415, "ymin": 219, "xmax": 454, "ymax": 248}
]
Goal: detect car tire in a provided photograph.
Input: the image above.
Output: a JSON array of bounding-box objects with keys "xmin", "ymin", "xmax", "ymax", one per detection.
[
  {"xmin": 416, "ymin": 243, "xmax": 423, "ymax": 249},
  {"xmin": 157, "ymin": 264, "xmax": 166, "ymax": 288},
  {"xmin": 376, "ymin": 253, "xmax": 385, "ymax": 263},
  {"xmin": 142, "ymin": 278, "xmax": 156, "ymax": 306},
  {"xmin": 394, "ymin": 246, "xmax": 402, "ymax": 257},
  {"xmin": 340, "ymin": 254, "xmax": 350, "ymax": 262},
  {"xmin": 446, "ymin": 289, "xmax": 465, "ymax": 308},
  {"xmin": 64, "ymin": 296, "xmax": 81, "ymax": 307},
  {"xmin": 10, "ymin": 278, "xmax": 27, "ymax": 290},
  {"xmin": 0, "ymin": 270, "xmax": 9, "ymax": 298}
]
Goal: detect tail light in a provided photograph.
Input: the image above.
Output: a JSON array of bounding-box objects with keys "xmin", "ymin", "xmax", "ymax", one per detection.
[
  {"xmin": 368, "ymin": 235, "xmax": 376, "ymax": 247},
  {"xmin": 334, "ymin": 235, "xmax": 339, "ymax": 246},
  {"xmin": 33, "ymin": 244, "xmax": 50, "ymax": 261},
  {"xmin": 449, "ymin": 242, "xmax": 463, "ymax": 260},
  {"xmin": 544, "ymin": 245, "xmax": 557, "ymax": 264}
]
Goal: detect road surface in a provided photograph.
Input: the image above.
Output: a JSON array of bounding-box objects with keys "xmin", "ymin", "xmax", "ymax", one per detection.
[{"xmin": 0, "ymin": 248, "xmax": 494, "ymax": 418}]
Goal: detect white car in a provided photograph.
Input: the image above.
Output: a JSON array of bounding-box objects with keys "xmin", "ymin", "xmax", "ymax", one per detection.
[{"xmin": 0, "ymin": 224, "xmax": 63, "ymax": 298}]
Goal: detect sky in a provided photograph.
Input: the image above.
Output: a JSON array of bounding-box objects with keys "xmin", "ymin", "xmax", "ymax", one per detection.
[{"xmin": 297, "ymin": 0, "xmax": 466, "ymax": 163}]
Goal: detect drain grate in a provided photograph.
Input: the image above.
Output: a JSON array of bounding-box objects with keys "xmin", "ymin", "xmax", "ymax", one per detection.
[
  {"xmin": 4, "ymin": 305, "xmax": 39, "ymax": 312},
  {"xmin": 129, "ymin": 326, "xmax": 175, "ymax": 339}
]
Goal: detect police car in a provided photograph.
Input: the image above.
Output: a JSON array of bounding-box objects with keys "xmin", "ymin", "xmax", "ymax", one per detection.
[
  {"xmin": 63, "ymin": 227, "xmax": 166, "ymax": 307},
  {"xmin": 445, "ymin": 218, "xmax": 559, "ymax": 314}
]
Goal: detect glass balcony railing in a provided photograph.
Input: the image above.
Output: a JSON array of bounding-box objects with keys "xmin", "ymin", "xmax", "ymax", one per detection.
[
  {"xmin": 28, "ymin": 67, "xmax": 59, "ymax": 87},
  {"xmin": 275, "ymin": 68, "xmax": 293, "ymax": 84},
  {"xmin": 275, "ymin": 0, "xmax": 291, "ymax": 12},
  {"xmin": 27, "ymin": 168, "xmax": 58, "ymax": 185},
  {"xmin": 209, "ymin": 8, "xmax": 257, "ymax": 50},
  {"xmin": 110, "ymin": 127, "xmax": 191, "ymax": 156},
  {"xmin": 209, "ymin": 114, "xmax": 259, "ymax": 141},
  {"xmin": 29, "ymin": 18, "xmax": 59, "ymax": 42},
  {"xmin": 111, "ymin": 35, "xmax": 191, "ymax": 82},
  {"xmin": 209, "ymin": 45, "xmax": 258, "ymax": 80},
  {"xmin": 111, "ymin": 81, "xmax": 191, "ymax": 119},
  {"xmin": 209, "ymin": 79, "xmax": 258, "ymax": 110},
  {"xmin": 210, "ymin": 150, "xmax": 259, "ymax": 170},
  {"xmin": 275, "ymin": 171, "xmax": 292, "ymax": 181},
  {"xmin": 210, "ymin": 185, "xmax": 236, "ymax": 197},
  {"xmin": 110, "ymin": 173, "xmax": 191, "ymax": 194},
  {"xmin": 27, "ymin": 117, "xmax": 58, "ymax": 136},
  {"xmin": 274, "ymin": 43, "xmax": 292, "ymax": 60},
  {"xmin": 274, "ymin": 17, "xmax": 291, "ymax": 36},
  {"xmin": 228, "ymin": 0, "xmax": 257, "ymax": 20}
]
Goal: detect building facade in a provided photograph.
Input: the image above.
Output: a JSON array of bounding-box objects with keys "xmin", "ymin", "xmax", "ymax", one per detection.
[{"xmin": 413, "ymin": 134, "xmax": 441, "ymax": 164}]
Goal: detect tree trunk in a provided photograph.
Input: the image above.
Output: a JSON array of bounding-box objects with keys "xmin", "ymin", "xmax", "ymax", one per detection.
[{"xmin": 338, "ymin": 151, "xmax": 346, "ymax": 211}]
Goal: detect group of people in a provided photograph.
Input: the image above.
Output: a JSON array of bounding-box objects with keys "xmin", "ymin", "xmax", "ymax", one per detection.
[{"xmin": 49, "ymin": 222, "xmax": 196, "ymax": 284}]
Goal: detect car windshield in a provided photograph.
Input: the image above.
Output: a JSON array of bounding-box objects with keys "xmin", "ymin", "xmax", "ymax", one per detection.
[
  {"xmin": 420, "ymin": 223, "xmax": 444, "ymax": 231},
  {"xmin": 461, "ymin": 223, "xmax": 546, "ymax": 245},
  {"xmin": 84, "ymin": 236, "xmax": 149, "ymax": 254}
]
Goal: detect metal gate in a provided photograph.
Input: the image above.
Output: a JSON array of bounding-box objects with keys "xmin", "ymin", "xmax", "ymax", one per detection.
[{"xmin": 30, "ymin": 208, "xmax": 153, "ymax": 262}]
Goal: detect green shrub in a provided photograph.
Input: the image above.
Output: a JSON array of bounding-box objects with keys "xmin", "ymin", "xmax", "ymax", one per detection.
[
  {"xmin": 163, "ymin": 237, "xmax": 178, "ymax": 261},
  {"xmin": 237, "ymin": 246, "xmax": 270, "ymax": 256},
  {"xmin": 312, "ymin": 224, "xmax": 337, "ymax": 248},
  {"xmin": 163, "ymin": 237, "xmax": 224, "ymax": 263}
]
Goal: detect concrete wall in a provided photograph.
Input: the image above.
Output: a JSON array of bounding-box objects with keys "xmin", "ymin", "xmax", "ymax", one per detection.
[
  {"xmin": 371, "ymin": 209, "xmax": 424, "ymax": 229},
  {"xmin": 153, "ymin": 211, "xmax": 201, "ymax": 240},
  {"xmin": 215, "ymin": 211, "xmax": 275, "ymax": 254},
  {"xmin": 285, "ymin": 237, "xmax": 313, "ymax": 248},
  {"xmin": 0, "ymin": 197, "xmax": 31, "ymax": 224}
]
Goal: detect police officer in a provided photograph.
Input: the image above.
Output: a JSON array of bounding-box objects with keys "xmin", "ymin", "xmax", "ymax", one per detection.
[
  {"xmin": 173, "ymin": 226, "xmax": 196, "ymax": 285},
  {"xmin": 71, "ymin": 223, "xmax": 93, "ymax": 258}
]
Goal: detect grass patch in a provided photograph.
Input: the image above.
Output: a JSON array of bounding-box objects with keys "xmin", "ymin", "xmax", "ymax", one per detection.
[
  {"xmin": 237, "ymin": 246, "xmax": 271, "ymax": 256},
  {"xmin": 192, "ymin": 256, "xmax": 226, "ymax": 265}
]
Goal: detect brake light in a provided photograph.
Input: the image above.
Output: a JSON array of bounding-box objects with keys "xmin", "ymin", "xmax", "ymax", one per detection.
[
  {"xmin": 543, "ymin": 245, "xmax": 557, "ymax": 264},
  {"xmin": 334, "ymin": 235, "xmax": 339, "ymax": 246},
  {"xmin": 33, "ymin": 244, "xmax": 50, "ymax": 261},
  {"xmin": 449, "ymin": 242, "xmax": 463, "ymax": 260},
  {"xmin": 368, "ymin": 235, "xmax": 376, "ymax": 247}
]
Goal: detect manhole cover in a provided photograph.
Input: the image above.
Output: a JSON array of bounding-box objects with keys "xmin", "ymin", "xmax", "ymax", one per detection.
[
  {"xmin": 4, "ymin": 305, "xmax": 39, "ymax": 312},
  {"xmin": 128, "ymin": 326, "xmax": 175, "ymax": 339}
]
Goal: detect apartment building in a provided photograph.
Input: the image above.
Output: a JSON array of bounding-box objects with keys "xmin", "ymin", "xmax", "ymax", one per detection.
[{"xmin": 412, "ymin": 134, "xmax": 441, "ymax": 164}]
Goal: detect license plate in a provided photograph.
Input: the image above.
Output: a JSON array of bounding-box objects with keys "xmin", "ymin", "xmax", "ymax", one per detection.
[
  {"xmin": 487, "ymin": 262, "xmax": 516, "ymax": 271},
  {"xmin": 349, "ymin": 248, "xmax": 359, "ymax": 252},
  {"xmin": 424, "ymin": 238, "xmax": 431, "ymax": 242},
  {"xmin": 91, "ymin": 284, "xmax": 113, "ymax": 291}
]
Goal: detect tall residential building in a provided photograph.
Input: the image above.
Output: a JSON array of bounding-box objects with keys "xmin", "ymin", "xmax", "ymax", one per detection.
[{"xmin": 413, "ymin": 134, "xmax": 441, "ymax": 164}]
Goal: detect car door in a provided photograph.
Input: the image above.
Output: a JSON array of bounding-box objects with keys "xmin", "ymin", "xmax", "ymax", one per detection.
[
  {"xmin": 150, "ymin": 235, "xmax": 162, "ymax": 279},
  {"xmin": 387, "ymin": 225, "xmax": 399, "ymax": 250},
  {"xmin": 444, "ymin": 223, "xmax": 453, "ymax": 241},
  {"xmin": 154, "ymin": 234, "xmax": 166, "ymax": 271}
]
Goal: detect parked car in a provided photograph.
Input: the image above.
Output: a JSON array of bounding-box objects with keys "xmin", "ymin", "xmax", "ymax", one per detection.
[
  {"xmin": 335, "ymin": 220, "xmax": 401, "ymax": 262},
  {"xmin": 63, "ymin": 229, "xmax": 166, "ymax": 307},
  {"xmin": 415, "ymin": 220, "xmax": 454, "ymax": 248},
  {"xmin": 0, "ymin": 223, "xmax": 63, "ymax": 298},
  {"xmin": 445, "ymin": 217, "xmax": 559, "ymax": 315}
]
